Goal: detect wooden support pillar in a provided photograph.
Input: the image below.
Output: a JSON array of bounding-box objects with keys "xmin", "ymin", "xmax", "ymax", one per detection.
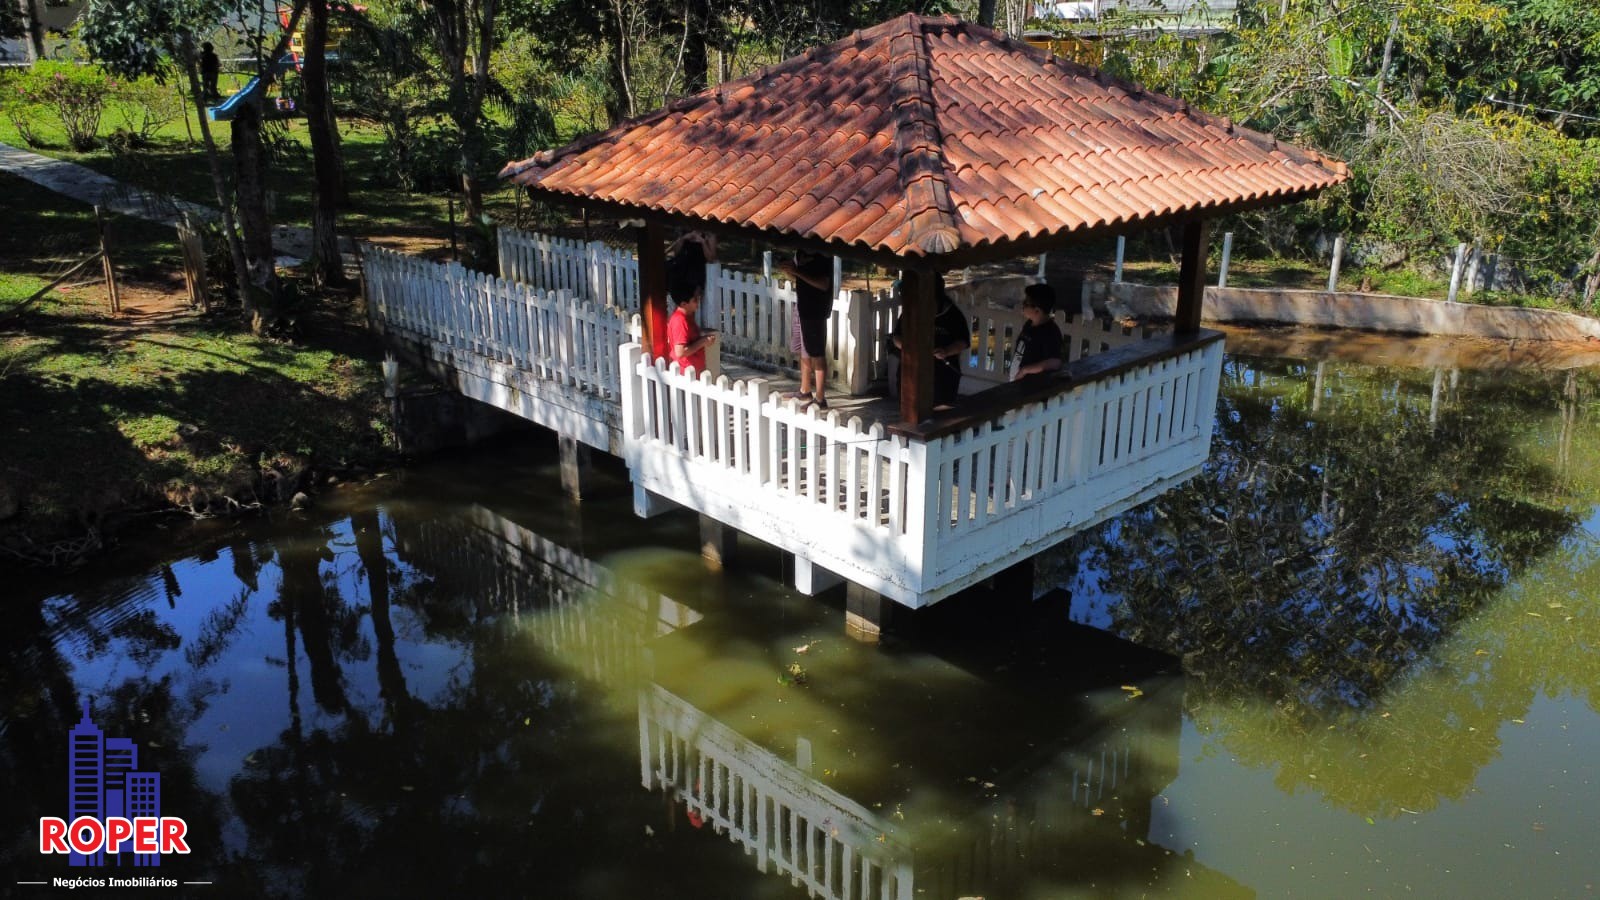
[
  {"xmin": 1175, "ymin": 219, "xmax": 1209, "ymax": 334},
  {"xmin": 559, "ymin": 435, "xmax": 590, "ymax": 502},
  {"xmin": 637, "ymin": 220, "xmax": 670, "ymax": 360},
  {"xmin": 700, "ymin": 515, "xmax": 737, "ymax": 570},
  {"xmin": 95, "ymin": 205, "xmax": 121, "ymax": 315},
  {"xmin": 898, "ymin": 267, "xmax": 936, "ymax": 423},
  {"xmin": 845, "ymin": 583, "xmax": 890, "ymax": 643}
]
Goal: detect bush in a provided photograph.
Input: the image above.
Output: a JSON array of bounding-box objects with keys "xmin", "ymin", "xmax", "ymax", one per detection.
[
  {"xmin": 378, "ymin": 119, "xmax": 460, "ymax": 193},
  {"xmin": 9, "ymin": 62, "xmax": 118, "ymax": 151},
  {"xmin": 0, "ymin": 69, "xmax": 46, "ymax": 148},
  {"xmin": 112, "ymin": 76, "xmax": 185, "ymax": 146}
]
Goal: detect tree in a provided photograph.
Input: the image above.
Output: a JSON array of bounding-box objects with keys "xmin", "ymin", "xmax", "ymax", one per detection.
[
  {"xmin": 414, "ymin": 0, "xmax": 502, "ymax": 268},
  {"xmin": 80, "ymin": 0, "xmax": 255, "ymax": 316},
  {"xmin": 300, "ymin": 0, "xmax": 347, "ymax": 288}
]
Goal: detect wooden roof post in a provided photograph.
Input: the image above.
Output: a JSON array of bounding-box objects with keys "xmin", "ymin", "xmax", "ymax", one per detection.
[
  {"xmin": 898, "ymin": 267, "xmax": 936, "ymax": 423},
  {"xmin": 1175, "ymin": 219, "xmax": 1209, "ymax": 334},
  {"xmin": 637, "ymin": 220, "xmax": 670, "ymax": 359}
]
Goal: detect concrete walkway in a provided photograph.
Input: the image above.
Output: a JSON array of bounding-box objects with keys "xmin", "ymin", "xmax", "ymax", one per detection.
[
  {"xmin": 0, "ymin": 141, "xmax": 352, "ymax": 265},
  {"xmin": 0, "ymin": 140, "xmax": 219, "ymax": 227}
]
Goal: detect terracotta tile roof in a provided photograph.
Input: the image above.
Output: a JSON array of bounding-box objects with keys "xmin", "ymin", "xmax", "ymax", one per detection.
[{"xmin": 501, "ymin": 14, "xmax": 1347, "ymax": 260}]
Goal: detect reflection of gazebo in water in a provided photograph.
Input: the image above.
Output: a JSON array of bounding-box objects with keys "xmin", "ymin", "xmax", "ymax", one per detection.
[{"xmin": 502, "ymin": 14, "xmax": 1345, "ymax": 624}]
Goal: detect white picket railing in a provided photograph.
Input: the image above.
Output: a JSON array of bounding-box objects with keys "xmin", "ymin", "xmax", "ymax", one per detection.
[
  {"xmin": 641, "ymin": 684, "xmax": 912, "ymax": 900},
  {"xmin": 366, "ymin": 244, "xmax": 631, "ymax": 401},
  {"xmin": 923, "ymin": 336, "xmax": 1222, "ymax": 584},
  {"xmin": 499, "ymin": 226, "xmax": 879, "ymax": 392},
  {"xmin": 952, "ymin": 295, "xmax": 1162, "ymax": 386},
  {"xmin": 498, "ymin": 227, "xmax": 641, "ymax": 312},
  {"xmin": 621, "ymin": 334, "xmax": 1222, "ymax": 604}
]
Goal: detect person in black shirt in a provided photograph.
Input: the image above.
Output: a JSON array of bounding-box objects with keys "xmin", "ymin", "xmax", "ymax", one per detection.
[
  {"xmin": 200, "ymin": 43, "xmax": 221, "ymax": 101},
  {"xmin": 1011, "ymin": 283, "xmax": 1063, "ymax": 380},
  {"xmin": 780, "ymin": 249, "xmax": 833, "ymax": 409}
]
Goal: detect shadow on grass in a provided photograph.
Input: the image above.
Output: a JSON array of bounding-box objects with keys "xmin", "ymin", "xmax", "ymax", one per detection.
[
  {"xmin": 0, "ymin": 172, "xmax": 179, "ymax": 278},
  {"xmin": 1, "ymin": 318, "xmax": 387, "ymax": 553}
]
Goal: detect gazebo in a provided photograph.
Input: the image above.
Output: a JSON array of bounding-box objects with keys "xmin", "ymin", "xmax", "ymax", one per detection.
[{"xmin": 500, "ymin": 13, "xmax": 1346, "ymax": 624}]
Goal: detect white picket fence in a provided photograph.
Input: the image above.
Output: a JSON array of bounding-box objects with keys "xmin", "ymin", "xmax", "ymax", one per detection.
[
  {"xmin": 620, "ymin": 334, "xmax": 1222, "ymax": 605},
  {"xmin": 641, "ymin": 684, "xmax": 913, "ymax": 900},
  {"xmin": 366, "ymin": 245, "xmax": 632, "ymax": 402},
  {"xmin": 498, "ymin": 228, "xmax": 641, "ymax": 311},
  {"xmin": 957, "ymin": 302, "xmax": 1162, "ymax": 385},
  {"xmin": 498, "ymin": 226, "xmax": 885, "ymax": 393}
]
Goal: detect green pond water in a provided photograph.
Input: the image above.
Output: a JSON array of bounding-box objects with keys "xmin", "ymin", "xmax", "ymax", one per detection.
[{"xmin": 3, "ymin": 342, "xmax": 1597, "ymax": 898}]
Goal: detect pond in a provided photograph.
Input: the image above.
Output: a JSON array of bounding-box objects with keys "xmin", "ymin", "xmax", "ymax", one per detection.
[{"xmin": 3, "ymin": 336, "xmax": 1597, "ymax": 898}]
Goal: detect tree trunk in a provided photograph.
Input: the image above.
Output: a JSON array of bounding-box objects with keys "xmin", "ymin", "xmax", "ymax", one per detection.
[
  {"xmin": 301, "ymin": 0, "xmax": 346, "ymax": 288},
  {"xmin": 20, "ymin": 0, "xmax": 43, "ymax": 60},
  {"xmin": 681, "ymin": 0, "xmax": 710, "ymax": 93},
  {"xmin": 232, "ymin": 101, "xmax": 280, "ymax": 332},
  {"xmin": 182, "ymin": 52, "xmax": 252, "ymax": 309}
]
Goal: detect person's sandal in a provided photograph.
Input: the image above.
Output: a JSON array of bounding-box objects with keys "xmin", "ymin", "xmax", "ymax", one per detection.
[{"xmin": 814, "ymin": 398, "xmax": 829, "ymax": 411}]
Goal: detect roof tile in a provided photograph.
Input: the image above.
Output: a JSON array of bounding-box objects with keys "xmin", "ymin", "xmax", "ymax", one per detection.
[{"xmin": 503, "ymin": 14, "xmax": 1347, "ymax": 260}]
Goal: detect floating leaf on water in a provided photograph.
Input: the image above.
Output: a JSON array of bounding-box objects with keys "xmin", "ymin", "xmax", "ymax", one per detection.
[
  {"xmin": 1091, "ymin": 808, "xmax": 1105, "ymax": 816},
  {"xmin": 1365, "ymin": 816, "xmax": 1375, "ymax": 825},
  {"xmin": 1512, "ymin": 719, "xmax": 1525, "ymax": 724},
  {"xmin": 523, "ymin": 717, "xmax": 531, "ymax": 726},
  {"xmin": 1120, "ymin": 685, "xmax": 1144, "ymax": 699},
  {"xmin": 400, "ymin": 785, "xmax": 414, "ymax": 792}
]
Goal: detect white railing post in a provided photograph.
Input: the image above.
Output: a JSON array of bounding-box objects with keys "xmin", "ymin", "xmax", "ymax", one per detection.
[
  {"xmin": 1114, "ymin": 235, "xmax": 1126, "ymax": 283},
  {"xmin": 1217, "ymin": 231, "xmax": 1233, "ymax": 287},
  {"xmin": 904, "ymin": 439, "xmax": 935, "ymax": 591},
  {"xmin": 619, "ymin": 342, "xmax": 645, "ymax": 443},
  {"xmin": 703, "ymin": 261, "xmax": 723, "ymax": 332},
  {"xmin": 1328, "ymin": 234, "xmax": 1346, "ymax": 292},
  {"xmin": 847, "ymin": 289, "xmax": 872, "ymax": 396}
]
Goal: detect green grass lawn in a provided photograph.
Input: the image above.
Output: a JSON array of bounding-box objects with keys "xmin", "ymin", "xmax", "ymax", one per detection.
[
  {"xmin": 0, "ymin": 107, "xmax": 522, "ymax": 249},
  {"xmin": 0, "ymin": 171, "xmax": 391, "ymax": 564}
]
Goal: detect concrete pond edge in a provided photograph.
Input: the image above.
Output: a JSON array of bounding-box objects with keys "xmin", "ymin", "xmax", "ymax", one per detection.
[{"xmin": 1096, "ymin": 282, "xmax": 1600, "ymax": 343}]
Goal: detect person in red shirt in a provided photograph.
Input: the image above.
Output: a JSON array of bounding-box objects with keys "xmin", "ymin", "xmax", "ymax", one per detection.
[{"xmin": 667, "ymin": 287, "xmax": 717, "ymax": 375}]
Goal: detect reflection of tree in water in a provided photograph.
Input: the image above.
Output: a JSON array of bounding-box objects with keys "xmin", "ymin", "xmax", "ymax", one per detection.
[
  {"xmin": 1066, "ymin": 356, "xmax": 1586, "ymax": 715},
  {"xmin": 1049, "ymin": 357, "xmax": 1600, "ymax": 817},
  {"xmin": 225, "ymin": 510, "xmax": 788, "ymax": 899}
]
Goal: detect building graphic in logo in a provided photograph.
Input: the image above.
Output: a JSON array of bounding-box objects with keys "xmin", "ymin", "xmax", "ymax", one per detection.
[{"xmin": 39, "ymin": 702, "xmax": 189, "ymax": 866}]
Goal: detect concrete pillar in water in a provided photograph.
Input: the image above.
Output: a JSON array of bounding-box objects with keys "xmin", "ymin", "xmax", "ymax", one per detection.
[
  {"xmin": 845, "ymin": 583, "xmax": 890, "ymax": 643},
  {"xmin": 699, "ymin": 515, "xmax": 736, "ymax": 570},
  {"xmin": 559, "ymin": 435, "xmax": 590, "ymax": 502},
  {"xmin": 794, "ymin": 556, "xmax": 842, "ymax": 595}
]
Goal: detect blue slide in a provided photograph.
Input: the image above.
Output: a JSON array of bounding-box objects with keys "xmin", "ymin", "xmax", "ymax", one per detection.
[{"xmin": 207, "ymin": 54, "xmax": 296, "ymax": 122}]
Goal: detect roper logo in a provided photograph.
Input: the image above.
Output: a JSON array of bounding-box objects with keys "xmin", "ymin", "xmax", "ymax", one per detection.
[{"xmin": 37, "ymin": 702, "xmax": 189, "ymax": 866}]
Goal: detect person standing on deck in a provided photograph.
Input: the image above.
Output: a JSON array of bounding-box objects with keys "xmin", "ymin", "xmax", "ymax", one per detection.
[
  {"xmin": 780, "ymin": 249, "xmax": 833, "ymax": 410},
  {"xmin": 666, "ymin": 230, "xmax": 717, "ymax": 306},
  {"xmin": 1011, "ymin": 283, "xmax": 1063, "ymax": 381},
  {"xmin": 200, "ymin": 43, "xmax": 221, "ymax": 101},
  {"xmin": 667, "ymin": 284, "xmax": 717, "ymax": 376}
]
